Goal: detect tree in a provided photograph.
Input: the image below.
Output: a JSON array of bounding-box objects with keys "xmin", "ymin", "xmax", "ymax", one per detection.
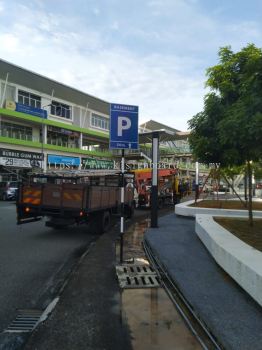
[{"xmin": 188, "ymin": 44, "xmax": 262, "ymax": 225}]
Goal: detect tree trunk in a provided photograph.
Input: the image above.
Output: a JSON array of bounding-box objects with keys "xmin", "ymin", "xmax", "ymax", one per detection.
[
  {"xmin": 244, "ymin": 168, "xmax": 248, "ymax": 202},
  {"xmin": 223, "ymin": 175, "xmax": 246, "ymax": 207},
  {"xmin": 247, "ymin": 161, "xmax": 253, "ymax": 227}
]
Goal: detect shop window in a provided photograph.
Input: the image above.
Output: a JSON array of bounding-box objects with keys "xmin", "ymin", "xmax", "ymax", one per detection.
[
  {"xmin": 46, "ymin": 125, "xmax": 79, "ymax": 148},
  {"xmin": 18, "ymin": 90, "xmax": 41, "ymax": 109},
  {"xmin": 91, "ymin": 114, "xmax": 109, "ymax": 131},
  {"xmin": 51, "ymin": 101, "xmax": 71, "ymax": 119},
  {"xmin": 1, "ymin": 121, "xmax": 32, "ymax": 141},
  {"xmin": 1, "ymin": 83, "xmax": 15, "ymax": 101}
]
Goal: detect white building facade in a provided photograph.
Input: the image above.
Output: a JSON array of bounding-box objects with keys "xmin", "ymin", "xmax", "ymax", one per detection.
[{"xmin": 0, "ymin": 59, "xmax": 113, "ymax": 180}]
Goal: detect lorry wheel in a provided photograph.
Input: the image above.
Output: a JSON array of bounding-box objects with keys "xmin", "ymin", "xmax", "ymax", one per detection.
[
  {"xmin": 88, "ymin": 211, "xmax": 111, "ymax": 234},
  {"xmin": 102, "ymin": 211, "xmax": 111, "ymax": 232},
  {"xmin": 87, "ymin": 214, "xmax": 100, "ymax": 234}
]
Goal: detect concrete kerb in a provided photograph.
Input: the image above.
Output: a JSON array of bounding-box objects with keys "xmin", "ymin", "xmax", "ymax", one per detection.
[
  {"xmin": 175, "ymin": 199, "xmax": 262, "ymax": 218},
  {"xmin": 195, "ymin": 214, "xmax": 262, "ymax": 307},
  {"xmin": 175, "ymin": 199, "xmax": 262, "ymax": 306}
]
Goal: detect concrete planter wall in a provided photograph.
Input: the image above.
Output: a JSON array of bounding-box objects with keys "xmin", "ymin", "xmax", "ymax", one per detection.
[
  {"xmin": 195, "ymin": 215, "xmax": 262, "ymax": 307},
  {"xmin": 175, "ymin": 199, "xmax": 262, "ymax": 218}
]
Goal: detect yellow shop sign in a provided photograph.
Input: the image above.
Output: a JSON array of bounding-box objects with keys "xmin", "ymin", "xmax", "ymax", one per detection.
[{"xmin": 5, "ymin": 100, "xmax": 16, "ymax": 110}]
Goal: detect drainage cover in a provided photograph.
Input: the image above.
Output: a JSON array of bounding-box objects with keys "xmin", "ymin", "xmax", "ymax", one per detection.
[
  {"xmin": 5, "ymin": 309, "xmax": 43, "ymax": 333},
  {"xmin": 116, "ymin": 264, "xmax": 160, "ymax": 289}
]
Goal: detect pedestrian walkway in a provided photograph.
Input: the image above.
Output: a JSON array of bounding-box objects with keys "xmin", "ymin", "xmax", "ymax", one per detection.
[
  {"xmin": 144, "ymin": 213, "xmax": 262, "ymax": 350},
  {"xmin": 23, "ymin": 229, "xmax": 132, "ymax": 350},
  {"xmin": 9, "ymin": 209, "xmax": 262, "ymax": 350}
]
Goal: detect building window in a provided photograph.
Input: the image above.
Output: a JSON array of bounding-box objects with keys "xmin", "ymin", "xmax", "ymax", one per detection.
[
  {"xmin": 18, "ymin": 90, "xmax": 41, "ymax": 109},
  {"xmin": 47, "ymin": 126, "xmax": 79, "ymax": 148},
  {"xmin": 1, "ymin": 121, "xmax": 32, "ymax": 141},
  {"xmin": 51, "ymin": 101, "xmax": 71, "ymax": 119},
  {"xmin": 91, "ymin": 114, "xmax": 109, "ymax": 131}
]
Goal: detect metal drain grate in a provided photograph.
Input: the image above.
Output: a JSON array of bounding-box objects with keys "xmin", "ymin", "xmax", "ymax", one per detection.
[
  {"xmin": 5, "ymin": 309, "xmax": 43, "ymax": 333},
  {"xmin": 116, "ymin": 264, "xmax": 160, "ymax": 289}
]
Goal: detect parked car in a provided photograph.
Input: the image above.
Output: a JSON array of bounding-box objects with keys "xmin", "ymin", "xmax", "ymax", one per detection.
[{"xmin": 0, "ymin": 181, "xmax": 19, "ymax": 200}]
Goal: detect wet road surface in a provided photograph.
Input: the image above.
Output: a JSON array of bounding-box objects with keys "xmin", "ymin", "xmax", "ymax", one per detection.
[
  {"xmin": 0, "ymin": 201, "xmax": 97, "ymax": 332},
  {"xmin": 118, "ymin": 217, "xmax": 202, "ymax": 350}
]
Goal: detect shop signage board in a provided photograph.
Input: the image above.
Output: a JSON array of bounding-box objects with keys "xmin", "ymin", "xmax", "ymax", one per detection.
[
  {"xmin": 16, "ymin": 103, "xmax": 47, "ymax": 119},
  {"xmin": 109, "ymin": 103, "xmax": 138, "ymax": 150},
  {"xmin": 82, "ymin": 158, "xmax": 114, "ymax": 170},
  {"xmin": 5, "ymin": 100, "xmax": 47, "ymax": 119},
  {"xmin": 0, "ymin": 148, "xmax": 43, "ymax": 168},
  {"xmin": 47, "ymin": 154, "xmax": 80, "ymax": 166}
]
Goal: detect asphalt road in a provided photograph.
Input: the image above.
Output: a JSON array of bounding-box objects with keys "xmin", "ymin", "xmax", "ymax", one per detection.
[
  {"xmin": 0, "ymin": 201, "xmax": 174, "ymax": 349},
  {"xmin": 0, "ymin": 201, "xmax": 97, "ymax": 334}
]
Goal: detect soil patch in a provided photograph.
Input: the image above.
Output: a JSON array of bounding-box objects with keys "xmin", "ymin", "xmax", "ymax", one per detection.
[
  {"xmin": 214, "ymin": 217, "xmax": 262, "ymax": 252},
  {"xmin": 190, "ymin": 199, "xmax": 262, "ymax": 252},
  {"xmin": 191, "ymin": 200, "xmax": 262, "ymax": 210}
]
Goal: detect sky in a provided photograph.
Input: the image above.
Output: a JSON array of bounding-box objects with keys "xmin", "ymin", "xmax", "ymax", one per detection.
[{"xmin": 0, "ymin": 0, "xmax": 262, "ymax": 131}]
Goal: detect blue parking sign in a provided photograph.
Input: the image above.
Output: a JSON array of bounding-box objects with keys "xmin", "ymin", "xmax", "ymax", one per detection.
[{"xmin": 110, "ymin": 103, "xmax": 139, "ymax": 149}]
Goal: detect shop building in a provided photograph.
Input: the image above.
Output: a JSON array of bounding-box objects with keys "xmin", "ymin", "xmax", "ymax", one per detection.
[
  {"xmin": 0, "ymin": 59, "xmax": 197, "ymax": 183},
  {"xmin": 0, "ymin": 59, "xmax": 113, "ymax": 180}
]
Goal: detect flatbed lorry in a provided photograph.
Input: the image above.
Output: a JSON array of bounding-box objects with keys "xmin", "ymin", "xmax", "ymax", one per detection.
[{"xmin": 16, "ymin": 170, "xmax": 135, "ymax": 233}]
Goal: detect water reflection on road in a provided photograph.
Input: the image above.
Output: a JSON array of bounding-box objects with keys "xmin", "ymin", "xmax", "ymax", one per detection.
[{"xmin": 119, "ymin": 219, "xmax": 202, "ymax": 350}]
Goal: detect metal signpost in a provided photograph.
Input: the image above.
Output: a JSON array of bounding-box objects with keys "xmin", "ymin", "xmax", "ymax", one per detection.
[
  {"xmin": 110, "ymin": 103, "xmax": 138, "ymax": 263},
  {"xmin": 195, "ymin": 161, "xmax": 199, "ymax": 203},
  {"xmin": 151, "ymin": 132, "xmax": 159, "ymax": 228}
]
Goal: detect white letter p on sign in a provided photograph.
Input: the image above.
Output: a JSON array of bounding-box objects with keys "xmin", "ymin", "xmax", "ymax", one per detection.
[{"xmin": 117, "ymin": 117, "xmax": 131, "ymax": 136}]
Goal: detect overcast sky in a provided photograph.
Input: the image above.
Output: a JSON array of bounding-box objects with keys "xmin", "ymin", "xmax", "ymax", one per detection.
[{"xmin": 0, "ymin": 0, "xmax": 261, "ymax": 131}]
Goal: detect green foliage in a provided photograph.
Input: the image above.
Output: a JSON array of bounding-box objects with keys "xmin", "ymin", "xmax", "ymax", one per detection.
[
  {"xmin": 188, "ymin": 44, "xmax": 262, "ymax": 167},
  {"xmin": 221, "ymin": 165, "xmax": 245, "ymax": 181},
  {"xmin": 188, "ymin": 93, "xmax": 225, "ymax": 164},
  {"xmin": 254, "ymin": 162, "xmax": 262, "ymax": 179}
]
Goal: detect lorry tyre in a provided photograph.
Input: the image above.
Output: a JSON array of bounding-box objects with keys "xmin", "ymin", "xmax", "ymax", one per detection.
[
  {"xmin": 88, "ymin": 213, "xmax": 101, "ymax": 234},
  {"xmin": 88, "ymin": 211, "xmax": 111, "ymax": 234},
  {"xmin": 102, "ymin": 211, "xmax": 111, "ymax": 232}
]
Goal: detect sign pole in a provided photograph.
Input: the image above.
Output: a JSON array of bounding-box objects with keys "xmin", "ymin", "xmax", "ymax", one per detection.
[
  {"xmin": 109, "ymin": 103, "xmax": 138, "ymax": 264},
  {"xmin": 151, "ymin": 132, "xmax": 159, "ymax": 228},
  {"xmin": 195, "ymin": 161, "xmax": 199, "ymax": 203},
  {"xmin": 120, "ymin": 149, "xmax": 125, "ymax": 264}
]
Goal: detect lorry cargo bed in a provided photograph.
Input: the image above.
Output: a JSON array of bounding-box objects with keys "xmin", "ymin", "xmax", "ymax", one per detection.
[{"xmin": 16, "ymin": 171, "xmax": 134, "ymax": 227}]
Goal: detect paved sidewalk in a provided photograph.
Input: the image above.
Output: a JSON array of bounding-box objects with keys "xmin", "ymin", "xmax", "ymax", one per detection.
[
  {"xmin": 4, "ymin": 209, "xmax": 261, "ymax": 350},
  {"xmin": 23, "ymin": 229, "xmax": 132, "ymax": 350},
  {"xmin": 144, "ymin": 213, "xmax": 262, "ymax": 350}
]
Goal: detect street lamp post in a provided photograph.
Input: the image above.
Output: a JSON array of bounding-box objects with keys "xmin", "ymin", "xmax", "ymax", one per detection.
[
  {"xmin": 41, "ymin": 104, "xmax": 51, "ymax": 172},
  {"xmin": 139, "ymin": 129, "xmax": 174, "ymax": 228}
]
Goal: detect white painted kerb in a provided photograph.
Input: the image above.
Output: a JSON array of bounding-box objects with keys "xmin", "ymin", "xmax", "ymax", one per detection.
[
  {"xmin": 175, "ymin": 199, "xmax": 262, "ymax": 218},
  {"xmin": 196, "ymin": 214, "xmax": 262, "ymax": 306}
]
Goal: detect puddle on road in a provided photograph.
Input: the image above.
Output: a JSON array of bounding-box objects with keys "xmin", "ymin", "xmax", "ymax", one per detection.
[
  {"xmin": 121, "ymin": 289, "xmax": 201, "ymax": 350},
  {"xmin": 124, "ymin": 219, "xmax": 151, "ymax": 261},
  {"xmin": 117, "ymin": 220, "xmax": 202, "ymax": 350}
]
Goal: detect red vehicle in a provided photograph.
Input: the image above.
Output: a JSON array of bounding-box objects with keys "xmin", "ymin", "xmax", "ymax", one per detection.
[{"xmin": 132, "ymin": 168, "xmax": 177, "ymax": 208}]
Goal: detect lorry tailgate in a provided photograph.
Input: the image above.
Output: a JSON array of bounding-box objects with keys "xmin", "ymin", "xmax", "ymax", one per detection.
[
  {"xmin": 41, "ymin": 183, "xmax": 86, "ymax": 209},
  {"xmin": 20, "ymin": 184, "xmax": 42, "ymax": 205},
  {"xmin": 88, "ymin": 186, "xmax": 118, "ymax": 210}
]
